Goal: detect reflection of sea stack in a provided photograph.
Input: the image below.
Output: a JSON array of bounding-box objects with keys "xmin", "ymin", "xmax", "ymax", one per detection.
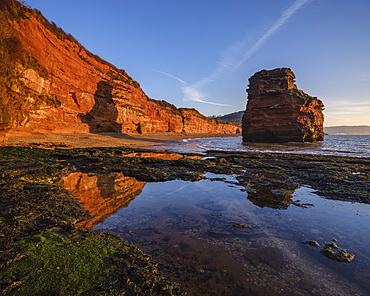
[{"xmin": 242, "ymin": 68, "xmax": 324, "ymax": 143}]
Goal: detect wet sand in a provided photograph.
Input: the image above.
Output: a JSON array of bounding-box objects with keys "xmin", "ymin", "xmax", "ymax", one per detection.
[{"xmin": 1, "ymin": 132, "xmax": 239, "ymax": 148}]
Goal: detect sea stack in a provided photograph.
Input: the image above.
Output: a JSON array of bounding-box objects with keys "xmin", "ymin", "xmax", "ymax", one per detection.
[{"xmin": 242, "ymin": 68, "xmax": 324, "ymax": 143}]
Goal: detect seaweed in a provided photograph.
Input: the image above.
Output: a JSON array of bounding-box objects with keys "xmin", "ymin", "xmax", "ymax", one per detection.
[{"xmin": 0, "ymin": 145, "xmax": 369, "ymax": 294}]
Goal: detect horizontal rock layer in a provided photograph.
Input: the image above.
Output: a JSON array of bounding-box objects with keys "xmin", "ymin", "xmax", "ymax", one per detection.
[
  {"xmin": 242, "ymin": 68, "xmax": 324, "ymax": 143},
  {"xmin": 0, "ymin": 1, "xmax": 239, "ymax": 139}
]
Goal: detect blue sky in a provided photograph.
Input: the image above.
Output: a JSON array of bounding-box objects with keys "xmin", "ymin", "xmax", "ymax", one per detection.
[{"xmin": 24, "ymin": 0, "xmax": 370, "ymax": 126}]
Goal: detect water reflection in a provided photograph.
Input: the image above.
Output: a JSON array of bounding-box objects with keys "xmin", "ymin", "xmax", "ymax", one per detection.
[
  {"xmin": 60, "ymin": 172, "xmax": 146, "ymax": 229},
  {"xmin": 149, "ymin": 135, "xmax": 370, "ymax": 157},
  {"xmin": 62, "ymin": 172, "xmax": 370, "ymax": 295},
  {"xmin": 121, "ymin": 152, "xmax": 202, "ymax": 160},
  {"xmin": 237, "ymin": 173, "xmax": 314, "ymax": 210},
  {"xmin": 91, "ymin": 177, "xmax": 369, "ymax": 296},
  {"xmin": 244, "ymin": 176, "xmax": 299, "ymax": 210}
]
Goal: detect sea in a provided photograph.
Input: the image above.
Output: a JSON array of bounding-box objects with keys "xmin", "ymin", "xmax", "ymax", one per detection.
[{"xmin": 149, "ymin": 134, "xmax": 370, "ymax": 158}]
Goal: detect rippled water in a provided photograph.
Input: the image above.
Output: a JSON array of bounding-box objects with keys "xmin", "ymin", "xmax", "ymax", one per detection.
[
  {"xmin": 149, "ymin": 135, "xmax": 370, "ymax": 157},
  {"xmin": 61, "ymin": 171, "xmax": 370, "ymax": 295}
]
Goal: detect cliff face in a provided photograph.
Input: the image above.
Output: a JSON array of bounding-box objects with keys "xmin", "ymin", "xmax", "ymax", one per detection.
[
  {"xmin": 242, "ymin": 68, "xmax": 324, "ymax": 143},
  {"xmin": 0, "ymin": 0, "xmax": 239, "ymax": 138}
]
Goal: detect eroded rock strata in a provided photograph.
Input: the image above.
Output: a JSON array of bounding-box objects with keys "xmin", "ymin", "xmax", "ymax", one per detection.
[
  {"xmin": 0, "ymin": 0, "xmax": 239, "ymax": 139},
  {"xmin": 242, "ymin": 68, "xmax": 324, "ymax": 143}
]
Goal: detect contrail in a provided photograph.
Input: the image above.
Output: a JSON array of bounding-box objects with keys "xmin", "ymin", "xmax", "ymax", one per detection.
[
  {"xmin": 149, "ymin": 68, "xmax": 231, "ymax": 106},
  {"xmin": 197, "ymin": 0, "xmax": 312, "ymax": 87},
  {"xmin": 149, "ymin": 68, "xmax": 187, "ymax": 85},
  {"xmin": 151, "ymin": 0, "xmax": 312, "ymax": 105},
  {"xmin": 233, "ymin": 0, "xmax": 312, "ymax": 71}
]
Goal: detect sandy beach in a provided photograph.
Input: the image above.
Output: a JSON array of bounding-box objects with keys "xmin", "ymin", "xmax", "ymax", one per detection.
[{"xmin": 1, "ymin": 132, "xmax": 240, "ymax": 149}]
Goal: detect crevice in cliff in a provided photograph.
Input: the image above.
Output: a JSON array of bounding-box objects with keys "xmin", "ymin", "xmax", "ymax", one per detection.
[
  {"xmin": 0, "ymin": 0, "xmax": 239, "ymax": 136},
  {"xmin": 181, "ymin": 115, "xmax": 186, "ymax": 133},
  {"xmin": 69, "ymin": 92, "xmax": 80, "ymax": 109},
  {"xmin": 81, "ymin": 81, "xmax": 121, "ymax": 133}
]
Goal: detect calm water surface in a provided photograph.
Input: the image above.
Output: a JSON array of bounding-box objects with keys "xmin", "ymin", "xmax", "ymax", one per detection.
[
  {"xmin": 61, "ymin": 171, "xmax": 370, "ymax": 296},
  {"xmin": 149, "ymin": 135, "xmax": 370, "ymax": 157},
  {"xmin": 61, "ymin": 135, "xmax": 370, "ymax": 295}
]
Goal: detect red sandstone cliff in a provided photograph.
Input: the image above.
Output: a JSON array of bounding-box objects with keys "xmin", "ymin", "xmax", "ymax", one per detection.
[
  {"xmin": 242, "ymin": 68, "xmax": 324, "ymax": 143},
  {"xmin": 0, "ymin": 0, "xmax": 239, "ymax": 138}
]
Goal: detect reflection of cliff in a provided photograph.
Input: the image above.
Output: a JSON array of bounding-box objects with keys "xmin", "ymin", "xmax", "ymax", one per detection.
[
  {"xmin": 122, "ymin": 152, "xmax": 202, "ymax": 160},
  {"xmin": 61, "ymin": 172, "xmax": 146, "ymax": 229}
]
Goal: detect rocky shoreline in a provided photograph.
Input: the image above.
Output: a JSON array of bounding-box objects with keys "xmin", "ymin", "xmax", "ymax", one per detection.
[{"xmin": 0, "ymin": 144, "xmax": 369, "ymax": 295}]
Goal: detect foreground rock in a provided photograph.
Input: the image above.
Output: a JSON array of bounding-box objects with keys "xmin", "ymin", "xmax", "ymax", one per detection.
[
  {"xmin": 303, "ymin": 241, "xmax": 355, "ymax": 262},
  {"xmin": 0, "ymin": 0, "xmax": 239, "ymax": 139},
  {"xmin": 320, "ymin": 242, "xmax": 355, "ymax": 262},
  {"xmin": 242, "ymin": 68, "xmax": 324, "ymax": 143}
]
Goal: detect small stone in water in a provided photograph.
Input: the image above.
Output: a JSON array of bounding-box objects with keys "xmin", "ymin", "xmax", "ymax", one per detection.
[
  {"xmin": 231, "ymin": 222, "xmax": 250, "ymax": 228},
  {"xmin": 325, "ymin": 242, "xmax": 338, "ymax": 249},
  {"xmin": 302, "ymin": 240, "xmax": 320, "ymax": 247},
  {"xmin": 320, "ymin": 242, "xmax": 355, "ymax": 262}
]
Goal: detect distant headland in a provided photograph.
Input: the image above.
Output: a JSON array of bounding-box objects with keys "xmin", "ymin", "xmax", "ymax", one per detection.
[
  {"xmin": 324, "ymin": 126, "xmax": 370, "ymax": 135},
  {"xmin": 213, "ymin": 114, "xmax": 370, "ymax": 136}
]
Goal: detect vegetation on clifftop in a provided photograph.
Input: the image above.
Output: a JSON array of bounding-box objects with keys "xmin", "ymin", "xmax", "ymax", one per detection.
[
  {"xmin": 0, "ymin": 0, "xmax": 140, "ymax": 121},
  {"xmin": 0, "ymin": 0, "xmax": 52, "ymax": 129},
  {"xmin": 291, "ymin": 88, "xmax": 323, "ymax": 106}
]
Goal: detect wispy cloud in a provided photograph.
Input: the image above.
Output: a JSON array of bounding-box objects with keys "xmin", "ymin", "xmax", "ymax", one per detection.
[
  {"xmin": 149, "ymin": 68, "xmax": 231, "ymax": 106},
  {"xmin": 149, "ymin": 68, "xmax": 187, "ymax": 85},
  {"xmin": 236, "ymin": 0, "xmax": 312, "ymax": 69},
  {"xmin": 197, "ymin": 0, "xmax": 312, "ymax": 87},
  {"xmin": 323, "ymin": 99, "xmax": 370, "ymax": 125},
  {"xmin": 152, "ymin": 0, "xmax": 312, "ymax": 105}
]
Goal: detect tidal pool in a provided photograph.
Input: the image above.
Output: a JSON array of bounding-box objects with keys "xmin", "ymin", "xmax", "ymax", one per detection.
[{"xmin": 62, "ymin": 172, "xmax": 370, "ymax": 295}]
